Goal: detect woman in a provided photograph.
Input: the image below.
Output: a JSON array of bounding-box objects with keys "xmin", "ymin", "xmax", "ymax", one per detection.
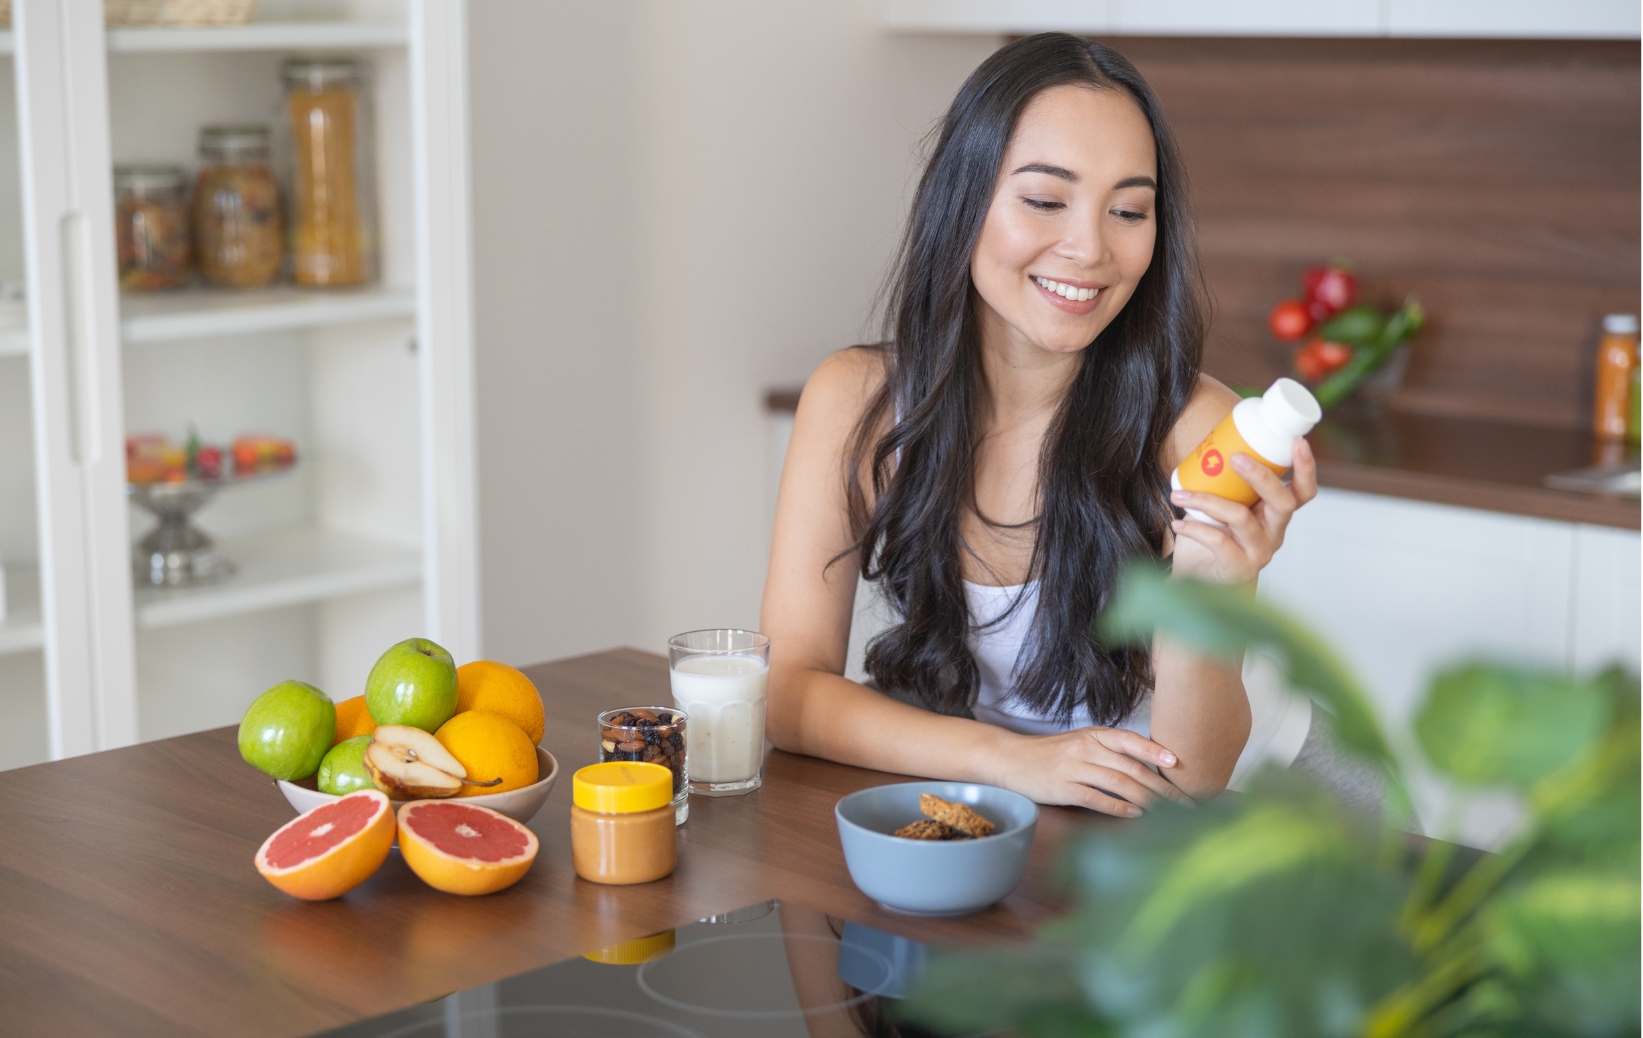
[{"xmin": 760, "ymin": 34, "xmax": 1316, "ymax": 817}]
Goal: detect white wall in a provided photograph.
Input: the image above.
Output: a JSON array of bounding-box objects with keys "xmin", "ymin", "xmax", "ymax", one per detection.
[{"xmin": 468, "ymin": 1, "xmax": 997, "ymax": 666}]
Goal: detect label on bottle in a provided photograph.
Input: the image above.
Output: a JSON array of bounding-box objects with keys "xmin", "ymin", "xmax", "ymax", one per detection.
[{"xmin": 1174, "ymin": 411, "xmax": 1288, "ymax": 506}]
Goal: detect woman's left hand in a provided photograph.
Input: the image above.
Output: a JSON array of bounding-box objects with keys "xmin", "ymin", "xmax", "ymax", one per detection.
[{"xmin": 1169, "ymin": 438, "xmax": 1318, "ymax": 585}]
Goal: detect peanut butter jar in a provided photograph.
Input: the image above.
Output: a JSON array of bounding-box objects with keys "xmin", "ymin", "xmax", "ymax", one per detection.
[{"xmin": 571, "ymin": 762, "xmax": 676, "ymax": 885}]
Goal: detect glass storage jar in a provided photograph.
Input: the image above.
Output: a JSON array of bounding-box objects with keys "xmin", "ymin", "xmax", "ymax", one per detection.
[
  {"xmin": 114, "ymin": 165, "xmax": 191, "ymax": 291},
  {"xmin": 570, "ymin": 762, "xmax": 677, "ymax": 885},
  {"xmin": 282, "ymin": 58, "xmax": 374, "ymax": 286},
  {"xmin": 193, "ymin": 125, "xmax": 282, "ymax": 288}
]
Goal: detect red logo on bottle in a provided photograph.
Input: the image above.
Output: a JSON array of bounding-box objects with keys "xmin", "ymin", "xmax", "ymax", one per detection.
[{"xmin": 1200, "ymin": 449, "xmax": 1224, "ymax": 477}]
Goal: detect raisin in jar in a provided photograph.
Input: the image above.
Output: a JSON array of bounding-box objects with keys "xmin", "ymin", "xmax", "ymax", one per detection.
[
  {"xmin": 598, "ymin": 707, "xmax": 688, "ymax": 826},
  {"xmin": 114, "ymin": 165, "xmax": 191, "ymax": 291},
  {"xmin": 193, "ymin": 125, "xmax": 282, "ymax": 288}
]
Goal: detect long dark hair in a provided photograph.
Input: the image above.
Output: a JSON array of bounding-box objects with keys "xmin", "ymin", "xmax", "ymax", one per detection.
[{"xmin": 846, "ymin": 33, "xmax": 1205, "ymax": 725}]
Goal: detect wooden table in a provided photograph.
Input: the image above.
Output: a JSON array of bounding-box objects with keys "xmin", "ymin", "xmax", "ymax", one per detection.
[{"xmin": 0, "ymin": 649, "xmax": 1107, "ymax": 1038}]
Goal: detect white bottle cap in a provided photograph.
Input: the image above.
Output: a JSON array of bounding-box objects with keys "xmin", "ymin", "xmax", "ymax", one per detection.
[
  {"xmin": 1603, "ymin": 314, "xmax": 1638, "ymax": 335},
  {"xmin": 1259, "ymin": 378, "xmax": 1322, "ymax": 440}
]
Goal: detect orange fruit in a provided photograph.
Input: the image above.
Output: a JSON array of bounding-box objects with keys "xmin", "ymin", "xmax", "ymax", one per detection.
[
  {"xmin": 254, "ymin": 790, "xmax": 395, "ymax": 900},
  {"xmin": 434, "ymin": 710, "xmax": 539, "ymax": 796},
  {"xmin": 454, "ymin": 661, "xmax": 545, "ymax": 745},
  {"xmin": 333, "ymin": 695, "xmax": 377, "ymax": 745},
  {"xmin": 397, "ymin": 800, "xmax": 539, "ymax": 895}
]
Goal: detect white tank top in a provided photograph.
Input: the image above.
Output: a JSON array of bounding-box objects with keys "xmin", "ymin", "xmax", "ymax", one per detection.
[{"xmin": 964, "ymin": 580, "xmax": 1152, "ymax": 739}]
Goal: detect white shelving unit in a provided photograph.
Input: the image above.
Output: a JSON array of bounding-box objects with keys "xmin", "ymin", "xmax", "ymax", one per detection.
[{"xmin": 0, "ymin": 0, "xmax": 479, "ymax": 768}]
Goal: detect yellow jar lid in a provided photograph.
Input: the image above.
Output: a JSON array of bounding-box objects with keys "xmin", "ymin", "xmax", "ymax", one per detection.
[
  {"xmin": 583, "ymin": 929, "xmax": 676, "ymax": 965},
  {"xmin": 573, "ymin": 761, "xmax": 672, "ymax": 813}
]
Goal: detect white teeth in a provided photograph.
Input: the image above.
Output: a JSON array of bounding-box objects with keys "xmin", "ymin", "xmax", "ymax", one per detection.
[{"xmin": 1034, "ymin": 276, "xmax": 1098, "ymax": 302}]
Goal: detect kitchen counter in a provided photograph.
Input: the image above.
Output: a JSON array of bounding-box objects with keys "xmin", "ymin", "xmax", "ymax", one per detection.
[
  {"xmin": 0, "ymin": 649, "xmax": 1096, "ymax": 1038},
  {"xmin": 766, "ymin": 391, "xmax": 1640, "ymax": 530}
]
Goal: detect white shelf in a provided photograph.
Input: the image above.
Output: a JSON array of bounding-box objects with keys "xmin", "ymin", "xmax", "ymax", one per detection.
[
  {"xmin": 106, "ymin": 21, "xmax": 407, "ymax": 53},
  {"xmin": 121, "ymin": 286, "xmax": 416, "ymax": 344},
  {"xmin": 135, "ymin": 525, "xmax": 421, "ymax": 631},
  {"xmin": 0, "ymin": 564, "xmax": 44, "ymax": 657}
]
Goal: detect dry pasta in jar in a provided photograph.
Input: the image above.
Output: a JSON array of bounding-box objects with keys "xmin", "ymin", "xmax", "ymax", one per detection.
[{"xmin": 193, "ymin": 125, "xmax": 282, "ymax": 288}]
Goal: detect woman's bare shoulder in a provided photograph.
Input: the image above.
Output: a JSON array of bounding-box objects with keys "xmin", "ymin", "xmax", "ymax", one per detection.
[
  {"xmin": 1163, "ymin": 375, "xmax": 1240, "ymax": 470},
  {"xmin": 795, "ymin": 345, "xmax": 890, "ymax": 437}
]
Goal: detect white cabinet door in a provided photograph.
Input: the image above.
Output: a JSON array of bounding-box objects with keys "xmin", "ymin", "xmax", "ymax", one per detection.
[
  {"xmin": 1570, "ymin": 524, "xmax": 1642, "ymax": 674},
  {"xmin": 15, "ymin": 0, "xmax": 138, "ymax": 757},
  {"xmin": 1385, "ymin": 0, "xmax": 1640, "ymax": 38},
  {"xmin": 1112, "ymin": 0, "xmax": 1379, "ymax": 36},
  {"xmin": 1258, "ymin": 488, "xmax": 1578, "ymax": 847},
  {"xmin": 882, "ymin": 0, "xmax": 1115, "ymax": 34}
]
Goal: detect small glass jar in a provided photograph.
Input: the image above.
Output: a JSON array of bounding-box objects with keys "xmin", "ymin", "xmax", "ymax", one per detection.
[
  {"xmin": 570, "ymin": 762, "xmax": 676, "ymax": 885},
  {"xmin": 599, "ymin": 707, "xmax": 688, "ymax": 825},
  {"xmin": 114, "ymin": 165, "xmax": 191, "ymax": 291},
  {"xmin": 193, "ymin": 125, "xmax": 283, "ymax": 288},
  {"xmin": 282, "ymin": 58, "xmax": 374, "ymax": 287}
]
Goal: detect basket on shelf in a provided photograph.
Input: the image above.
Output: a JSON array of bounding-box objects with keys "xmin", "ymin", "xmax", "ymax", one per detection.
[{"xmin": 105, "ymin": 0, "xmax": 257, "ymax": 26}]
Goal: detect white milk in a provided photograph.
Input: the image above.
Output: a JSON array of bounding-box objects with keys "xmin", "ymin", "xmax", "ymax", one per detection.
[{"xmin": 670, "ymin": 653, "xmax": 768, "ymax": 783}]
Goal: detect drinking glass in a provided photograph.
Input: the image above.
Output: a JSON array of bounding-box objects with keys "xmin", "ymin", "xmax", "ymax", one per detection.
[
  {"xmin": 598, "ymin": 707, "xmax": 689, "ymax": 825},
  {"xmin": 668, "ymin": 629, "xmax": 770, "ymax": 796}
]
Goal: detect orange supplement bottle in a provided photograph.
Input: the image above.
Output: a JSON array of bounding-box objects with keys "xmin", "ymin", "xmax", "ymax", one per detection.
[
  {"xmin": 570, "ymin": 762, "xmax": 676, "ymax": 885},
  {"xmin": 1173, "ymin": 377, "xmax": 1321, "ymax": 525},
  {"xmin": 1593, "ymin": 314, "xmax": 1638, "ymax": 441}
]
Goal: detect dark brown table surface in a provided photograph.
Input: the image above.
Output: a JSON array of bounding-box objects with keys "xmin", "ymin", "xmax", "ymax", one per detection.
[{"xmin": 0, "ymin": 649, "xmax": 1106, "ymax": 1038}]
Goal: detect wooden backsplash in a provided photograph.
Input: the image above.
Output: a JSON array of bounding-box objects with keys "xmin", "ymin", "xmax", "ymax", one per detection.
[{"xmin": 1103, "ymin": 37, "xmax": 1640, "ymax": 431}]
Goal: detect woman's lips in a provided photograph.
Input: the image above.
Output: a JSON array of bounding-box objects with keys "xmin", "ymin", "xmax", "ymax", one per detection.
[{"xmin": 1031, "ymin": 275, "xmax": 1101, "ymax": 315}]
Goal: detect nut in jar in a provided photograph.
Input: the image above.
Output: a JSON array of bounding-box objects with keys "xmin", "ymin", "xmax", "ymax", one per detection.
[{"xmin": 598, "ymin": 707, "xmax": 688, "ymax": 824}]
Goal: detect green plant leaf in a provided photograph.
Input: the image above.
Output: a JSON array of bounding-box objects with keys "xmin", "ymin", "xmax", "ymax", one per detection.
[
  {"xmin": 1414, "ymin": 664, "xmax": 1610, "ymax": 789},
  {"xmin": 1100, "ymin": 563, "xmax": 1397, "ymax": 774}
]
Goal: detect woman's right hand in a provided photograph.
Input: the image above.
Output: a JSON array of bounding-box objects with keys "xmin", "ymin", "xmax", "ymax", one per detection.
[{"xmin": 988, "ymin": 726, "xmax": 1194, "ymax": 816}]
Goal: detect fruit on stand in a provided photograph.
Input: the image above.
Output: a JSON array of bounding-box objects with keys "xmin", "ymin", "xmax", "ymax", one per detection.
[
  {"xmin": 365, "ymin": 638, "xmax": 459, "ymax": 732},
  {"xmin": 332, "ymin": 695, "xmax": 377, "ymax": 744},
  {"xmin": 1294, "ymin": 339, "xmax": 1353, "ymax": 382},
  {"xmin": 363, "ymin": 725, "xmax": 501, "ymax": 799},
  {"xmin": 316, "ymin": 735, "xmax": 376, "ymax": 796},
  {"xmin": 396, "ymin": 800, "xmax": 540, "ymax": 896},
  {"xmin": 233, "ymin": 434, "xmax": 298, "ymax": 475},
  {"xmin": 239, "ymin": 680, "xmax": 336, "ymax": 780},
  {"xmin": 126, "ymin": 430, "xmax": 294, "ymax": 484},
  {"xmin": 255, "ymin": 790, "xmax": 395, "ymax": 900},
  {"xmin": 1266, "ymin": 298, "xmax": 1312, "ymax": 342},
  {"xmin": 435, "ymin": 711, "xmax": 539, "ymax": 796},
  {"xmin": 454, "ymin": 661, "xmax": 546, "ymax": 745}
]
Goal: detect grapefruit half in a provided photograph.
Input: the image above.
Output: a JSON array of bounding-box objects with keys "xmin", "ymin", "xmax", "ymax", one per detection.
[
  {"xmin": 255, "ymin": 789, "xmax": 395, "ymax": 900},
  {"xmin": 397, "ymin": 800, "xmax": 539, "ymax": 895}
]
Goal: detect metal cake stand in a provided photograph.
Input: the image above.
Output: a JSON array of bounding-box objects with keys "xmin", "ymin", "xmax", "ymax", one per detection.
[{"xmin": 128, "ymin": 464, "xmax": 295, "ymax": 588}]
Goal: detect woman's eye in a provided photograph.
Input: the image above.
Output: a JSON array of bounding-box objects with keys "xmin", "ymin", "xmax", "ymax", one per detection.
[
  {"xmin": 1111, "ymin": 209, "xmax": 1149, "ymax": 223},
  {"xmin": 1022, "ymin": 198, "xmax": 1064, "ymax": 212}
]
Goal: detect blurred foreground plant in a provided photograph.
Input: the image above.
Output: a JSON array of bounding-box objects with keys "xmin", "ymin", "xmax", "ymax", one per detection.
[{"xmin": 898, "ymin": 564, "xmax": 1639, "ymax": 1038}]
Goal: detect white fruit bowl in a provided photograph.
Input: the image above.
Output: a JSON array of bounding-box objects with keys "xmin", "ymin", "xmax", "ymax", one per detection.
[{"xmin": 276, "ymin": 746, "xmax": 559, "ymax": 825}]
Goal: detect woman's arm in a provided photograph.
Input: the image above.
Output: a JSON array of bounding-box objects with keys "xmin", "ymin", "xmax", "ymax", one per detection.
[
  {"xmin": 762, "ymin": 349, "xmax": 1190, "ymax": 816},
  {"xmin": 1151, "ymin": 376, "xmax": 1318, "ymax": 798}
]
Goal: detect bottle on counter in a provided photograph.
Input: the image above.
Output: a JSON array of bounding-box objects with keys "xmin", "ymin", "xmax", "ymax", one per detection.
[
  {"xmin": 1593, "ymin": 314, "xmax": 1638, "ymax": 441},
  {"xmin": 1172, "ymin": 377, "xmax": 1321, "ymax": 526},
  {"xmin": 570, "ymin": 761, "xmax": 677, "ymax": 885},
  {"xmin": 282, "ymin": 58, "xmax": 374, "ymax": 287},
  {"xmin": 114, "ymin": 165, "xmax": 192, "ymax": 291},
  {"xmin": 193, "ymin": 125, "xmax": 283, "ymax": 288}
]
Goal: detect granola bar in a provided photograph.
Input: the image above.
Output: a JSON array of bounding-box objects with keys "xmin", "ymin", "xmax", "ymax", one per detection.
[
  {"xmin": 918, "ymin": 793, "xmax": 995, "ymax": 838},
  {"xmin": 891, "ymin": 818, "xmax": 972, "ymax": 841}
]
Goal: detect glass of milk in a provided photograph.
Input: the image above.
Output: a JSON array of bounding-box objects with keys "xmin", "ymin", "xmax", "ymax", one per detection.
[{"xmin": 667, "ymin": 629, "xmax": 770, "ymax": 796}]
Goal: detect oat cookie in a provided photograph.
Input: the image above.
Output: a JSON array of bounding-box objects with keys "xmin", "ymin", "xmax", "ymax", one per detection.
[
  {"xmin": 891, "ymin": 818, "xmax": 971, "ymax": 841},
  {"xmin": 918, "ymin": 793, "xmax": 995, "ymax": 838}
]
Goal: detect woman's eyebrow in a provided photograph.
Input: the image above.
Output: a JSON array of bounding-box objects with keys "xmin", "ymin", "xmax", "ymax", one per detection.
[
  {"xmin": 1114, "ymin": 175, "xmax": 1157, "ymax": 190},
  {"xmin": 1012, "ymin": 162, "xmax": 1078, "ymax": 182}
]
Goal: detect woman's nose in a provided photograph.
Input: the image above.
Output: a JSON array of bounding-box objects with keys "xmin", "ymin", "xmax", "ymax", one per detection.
[{"xmin": 1053, "ymin": 217, "xmax": 1106, "ymax": 270}]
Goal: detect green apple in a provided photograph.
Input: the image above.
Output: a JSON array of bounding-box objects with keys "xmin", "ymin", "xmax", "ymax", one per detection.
[
  {"xmin": 364, "ymin": 638, "xmax": 458, "ymax": 733},
  {"xmin": 316, "ymin": 735, "xmax": 375, "ymax": 795},
  {"xmin": 239, "ymin": 680, "xmax": 336, "ymax": 780}
]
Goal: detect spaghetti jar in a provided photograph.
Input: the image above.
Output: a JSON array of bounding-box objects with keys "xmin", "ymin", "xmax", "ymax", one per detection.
[
  {"xmin": 571, "ymin": 762, "xmax": 677, "ymax": 885},
  {"xmin": 114, "ymin": 165, "xmax": 191, "ymax": 291},
  {"xmin": 193, "ymin": 125, "xmax": 282, "ymax": 288},
  {"xmin": 1173, "ymin": 377, "xmax": 1320, "ymax": 526},
  {"xmin": 1593, "ymin": 314, "xmax": 1638, "ymax": 440},
  {"xmin": 281, "ymin": 58, "xmax": 374, "ymax": 286}
]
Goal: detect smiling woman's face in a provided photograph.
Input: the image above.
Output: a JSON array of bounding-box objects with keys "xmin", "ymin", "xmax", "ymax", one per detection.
[{"xmin": 970, "ymin": 84, "xmax": 1159, "ymax": 358}]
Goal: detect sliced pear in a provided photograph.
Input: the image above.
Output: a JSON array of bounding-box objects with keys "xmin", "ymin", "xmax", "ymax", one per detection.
[{"xmin": 363, "ymin": 725, "xmax": 501, "ymax": 799}]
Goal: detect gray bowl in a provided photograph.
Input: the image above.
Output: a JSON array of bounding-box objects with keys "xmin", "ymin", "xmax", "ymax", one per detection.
[{"xmin": 835, "ymin": 781, "xmax": 1038, "ymax": 916}]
